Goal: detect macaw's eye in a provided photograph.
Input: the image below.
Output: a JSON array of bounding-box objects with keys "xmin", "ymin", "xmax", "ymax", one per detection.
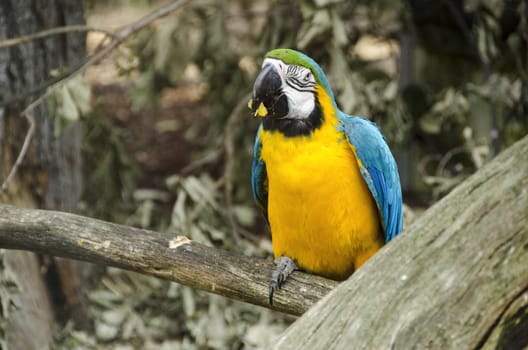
[{"xmin": 304, "ymin": 71, "xmax": 312, "ymax": 81}]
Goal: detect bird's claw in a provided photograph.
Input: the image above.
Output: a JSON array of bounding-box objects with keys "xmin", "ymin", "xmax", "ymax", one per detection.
[{"xmin": 269, "ymin": 256, "xmax": 297, "ymax": 305}]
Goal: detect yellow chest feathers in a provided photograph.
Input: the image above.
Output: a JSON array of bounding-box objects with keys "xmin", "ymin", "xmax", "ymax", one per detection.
[{"xmin": 259, "ymin": 109, "xmax": 383, "ymax": 280}]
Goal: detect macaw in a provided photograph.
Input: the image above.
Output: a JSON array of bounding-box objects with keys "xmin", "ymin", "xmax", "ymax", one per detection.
[{"xmin": 249, "ymin": 49, "xmax": 403, "ymax": 303}]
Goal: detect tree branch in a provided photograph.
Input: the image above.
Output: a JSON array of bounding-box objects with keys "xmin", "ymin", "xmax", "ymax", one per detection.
[
  {"xmin": 0, "ymin": 204, "xmax": 337, "ymax": 316},
  {"xmin": 0, "ymin": 25, "xmax": 117, "ymax": 50}
]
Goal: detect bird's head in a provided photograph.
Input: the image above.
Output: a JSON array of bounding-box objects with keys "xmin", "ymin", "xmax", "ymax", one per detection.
[{"xmin": 249, "ymin": 49, "xmax": 337, "ymax": 136}]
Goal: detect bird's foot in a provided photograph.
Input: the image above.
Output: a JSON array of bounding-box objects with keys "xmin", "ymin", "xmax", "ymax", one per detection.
[{"xmin": 269, "ymin": 256, "xmax": 297, "ymax": 305}]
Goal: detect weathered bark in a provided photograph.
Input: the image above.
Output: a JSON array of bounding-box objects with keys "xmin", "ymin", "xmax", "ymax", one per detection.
[
  {"xmin": 0, "ymin": 1, "xmax": 85, "ymax": 347},
  {"xmin": 0, "ymin": 204, "xmax": 338, "ymax": 316},
  {"xmin": 0, "ymin": 0, "xmax": 84, "ymax": 209},
  {"xmin": 271, "ymin": 135, "xmax": 528, "ymax": 349},
  {"xmin": 2, "ymin": 250, "xmax": 55, "ymax": 350}
]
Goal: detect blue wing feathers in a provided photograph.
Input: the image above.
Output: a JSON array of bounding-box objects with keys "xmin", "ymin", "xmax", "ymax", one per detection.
[
  {"xmin": 367, "ymin": 166, "xmax": 388, "ymax": 226},
  {"xmin": 251, "ymin": 125, "xmax": 269, "ymax": 220},
  {"xmin": 251, "ymin": 159, "xmax": 267, "ymax": 209},
  {"xmin": 338, "ymin": 113, "xmax": 403, "ymax": 242}
]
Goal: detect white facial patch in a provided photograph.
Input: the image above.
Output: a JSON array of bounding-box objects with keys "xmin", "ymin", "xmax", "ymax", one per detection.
[{"xmin": 261, "ymin": 58, "xmax": 316, "ymax": 120}]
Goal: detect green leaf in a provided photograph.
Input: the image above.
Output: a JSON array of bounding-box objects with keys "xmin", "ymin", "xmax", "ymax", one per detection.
[
  {"xmin": 330, "ymin": 8, "xmax": 348, "ymax": 47},
  {"xmin": 233, "ymin": 205, "xmax": 256, "ymax": 227},
  {"xmin": 297, "ymin": 8, "xmax": 331, "ymax": 49},
  {"xmin": 67, "ymin": 74, "xmax": 92, "ymax": 116}
]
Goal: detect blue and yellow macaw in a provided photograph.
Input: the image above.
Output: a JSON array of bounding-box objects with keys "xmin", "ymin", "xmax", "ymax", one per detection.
[{"xmin": 249, "ymin": 49, "xmax": 403, "ymax": 303}]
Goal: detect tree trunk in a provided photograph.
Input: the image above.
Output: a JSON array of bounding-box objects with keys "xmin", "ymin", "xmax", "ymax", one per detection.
[
  {"xmin": 271, "ymin": 134, "xmax": 528, "ymax": 349},
  {"xmin": 0, "ymin": 1, "xmax": 85, "ymax": 348},
  {"xmin": 0, "ymin": 204, "xmax": 338, "ymax": 316}
]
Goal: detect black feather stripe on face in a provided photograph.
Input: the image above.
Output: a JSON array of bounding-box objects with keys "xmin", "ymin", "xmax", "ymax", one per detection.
[
  {"xmin": 286, "ymin": 78, "xmax": 316, "ymax": 92},
  {"xmin": 262, "ymin": 96, "xmax": 323, "ymax": 137}
]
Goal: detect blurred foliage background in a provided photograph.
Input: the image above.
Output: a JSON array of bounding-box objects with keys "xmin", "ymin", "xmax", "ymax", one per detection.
[{"xmin": 53, "ymin": 0, "xmax": 527, "ymax": 348}]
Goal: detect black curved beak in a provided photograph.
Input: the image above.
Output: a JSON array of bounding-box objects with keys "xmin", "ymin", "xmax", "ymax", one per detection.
[{"xmin": 249, "ymin": 64, "xmax": 288, "ymax": 119}]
